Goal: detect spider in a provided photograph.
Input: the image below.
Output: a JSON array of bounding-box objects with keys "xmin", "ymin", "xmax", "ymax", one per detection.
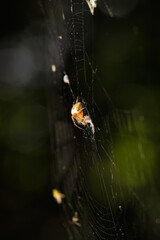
[{"xmin": 71, "ymin": 98, "xmax": 95, "ymax": 134}]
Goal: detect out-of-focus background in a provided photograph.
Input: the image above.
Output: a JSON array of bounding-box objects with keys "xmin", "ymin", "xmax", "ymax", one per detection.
[
  {"xmin": 0, "ymin": 0, "xmax": 160, "ymax": 239},
  {"xmin": 0, "ymin": 1, "xmax": 67, "ymax": 239}
]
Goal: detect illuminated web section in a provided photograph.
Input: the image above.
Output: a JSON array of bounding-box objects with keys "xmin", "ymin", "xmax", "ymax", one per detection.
[
  {"xmin": 57, "ymin": 1, "xmax": 123, "ymax": 239},
  {"xmin": 61, "ymin": 0, "xmax": 91, "ymax": 93},
  {"xmin": 44, "ymin": 0, "xmax": 159, "ymax": 239}
]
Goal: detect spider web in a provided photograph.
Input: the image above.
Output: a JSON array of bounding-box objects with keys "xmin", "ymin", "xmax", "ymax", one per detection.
[{"xmin": 42, "ymin": 0, "xmax": 160, "ymax": 239}]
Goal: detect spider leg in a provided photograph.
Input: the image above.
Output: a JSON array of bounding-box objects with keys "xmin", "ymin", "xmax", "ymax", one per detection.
[
  {"xmin": 73, "ymin": 97, "xmax": 79, "ymax": 105},
  {"xmin": 77, "ymin": 107, "xmax": 85, "ymax": 114},
  {"xmin": 72, "ymin": 118, "xmax": 84, "ymax": 130}
]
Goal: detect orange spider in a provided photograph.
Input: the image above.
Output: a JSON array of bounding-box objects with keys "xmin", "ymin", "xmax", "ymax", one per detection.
[
  {"xmin": 71, "ymin": 98, "xmax": 87, "ymax": 130},
  {"xmin": 71, "ymin": 98, "xmax": 95, "ymax": 134}
]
